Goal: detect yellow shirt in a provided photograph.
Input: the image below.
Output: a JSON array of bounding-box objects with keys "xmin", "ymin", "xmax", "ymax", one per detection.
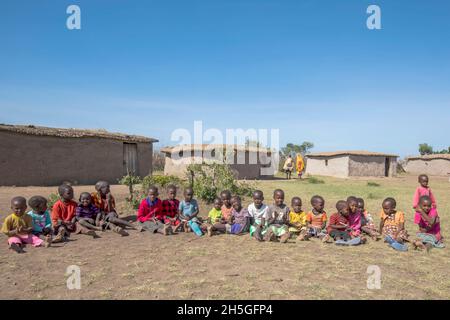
[
  {"xmin": 289, "ymin": 210, "xmax": 307, "ymax": 227},
  {"xmin": 1, "ymin": 213, "xmax": 33, "ymax": 234}
]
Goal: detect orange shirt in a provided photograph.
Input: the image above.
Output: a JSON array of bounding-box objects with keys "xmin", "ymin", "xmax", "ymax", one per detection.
[
  {"xmin": 91, "ymin": 192, "xmax": 116, "ymax": 213},
  {"xmin": 380, "ymin": 210, "xmax": 405, "ymax": 227},
  {"xmin": 221, "ymin": 205, "xmax": 233, "ymax": 220},
  {"xmin": 306, "ymin": 211, "xmax": 327, "ymax": 228},
  {"xmin": 51, "ymin": 199, "xmax": 77, "ymax": 226}
]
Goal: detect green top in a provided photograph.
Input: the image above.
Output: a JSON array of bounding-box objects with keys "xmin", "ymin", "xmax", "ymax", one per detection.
[{"xmin": 208, "ymin": 208, "xmax": 222, "ymax": 224}]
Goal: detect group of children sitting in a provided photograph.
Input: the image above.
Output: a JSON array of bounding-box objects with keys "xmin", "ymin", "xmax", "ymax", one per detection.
[{"xmin": 1, "ymin": 174, "xmax": 444, "ymax": 253}]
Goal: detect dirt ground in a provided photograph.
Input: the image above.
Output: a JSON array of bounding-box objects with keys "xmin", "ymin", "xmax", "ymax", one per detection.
[{"xmin": 0, "ymin": 175, "xmax": 449, "ymax": 300}]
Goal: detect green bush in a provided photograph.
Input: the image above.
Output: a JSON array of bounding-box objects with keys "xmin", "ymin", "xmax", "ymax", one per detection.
[
  {"xmin": 187, "ymin": 163, "xmax": 255, "ymax": 203},
  {"xmin": 308, "ymin": 177, "xmax": 325, "ymax": 184},
  {"xmin": 47, "ymin": 193, "xmax": 60, "ymax": 210},
  {"xmin": 367, "ymin": 181, "xmax": 380, "ymax": 187}
]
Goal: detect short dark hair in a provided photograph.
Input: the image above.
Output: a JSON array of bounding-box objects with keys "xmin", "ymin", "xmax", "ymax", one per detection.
[
  {"xmin": 28, "ymin": 196, "xmax": 47, "ymax": 210},
  {"xmin": 418, "ymin": 174, "xmax": 428, "ymax": 181},
  {"xmin": 382, "ymin": 197, "xmax": 396, "ymax": 208},
  {"xmin": 291, "ymin": 197, "xmax": 302, "ymax": 205},
  {"xmin": 148, "ymin": 186, "xmax": 159, "ymax": 193},
  {"xmin": 336, "ymin": 200, "xmax": 348, "ymax": 211},
  {"xmin": 419, "ymin": 195, "xmax": 432, "ymax": 205},
  {"xmin": 311, "ymin": 195, "xmax": 324, "ymax": 205},
  {"xmin": 273, "ymin": 189, "xmax": 285, "ymax": 197},
  {"xmin": 58, "ymin": 184, "xmax": 73, "ymax": 196},
  {"xmin": 253, "ymin": 190, "xmax": 263, "ymax": 198},
  {"xmin": 11, "ymin": 196, "xmax": 26, "ymax": 206},
  {"xmin": 95, "ymin": 180, "xmax": 110, "ymax": 191},
  {"xmin": 220, "ymin": 190, "xmax": 232, "ymax": 198},
  {"xmin": 79, "ymin": 192, "xmax": 92, "ymax": 202},
  {"xmin": 347, "ymin": 196, "xmax": 358, "ymax": 204},
  {"xmin": 167, "ymin": 184, "xmax": 177, "ymax": 192}
]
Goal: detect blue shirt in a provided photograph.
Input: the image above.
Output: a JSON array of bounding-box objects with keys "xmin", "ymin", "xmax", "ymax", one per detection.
[
  {"xmin": 27, "ymin": 210, "xmax": 52, "ymax": 234},
  {"xmin": 179, "ymin": 199, "xmax": 199, "ymax": 217}
]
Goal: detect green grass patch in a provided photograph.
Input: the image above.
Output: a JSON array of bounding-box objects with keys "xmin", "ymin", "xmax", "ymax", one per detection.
[
  {"xmin": 308, "ymin": 177, "xmax": 325, "ymax": 184},
  {"xmin": 367, "ymin": 182, "xmax": 381, "ymax": 187}
]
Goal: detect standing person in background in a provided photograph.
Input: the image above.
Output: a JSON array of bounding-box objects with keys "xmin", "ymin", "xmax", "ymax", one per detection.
[
  {"xmin": 283, "ymin": 155, "xmax": 294, "ymax": 179},
  {"xmin": 296, "ymin": 153, "xmax": 305, "ymax": 179}
]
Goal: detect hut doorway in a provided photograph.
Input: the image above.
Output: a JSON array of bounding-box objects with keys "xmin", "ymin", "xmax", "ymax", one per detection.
[
  {"xmin": 123, "ymin": 143, "xmax": 138, "ymax": 175},
  {"xmin": 385, "ymin": 157, "xmax": 390, "ymax": 177}
]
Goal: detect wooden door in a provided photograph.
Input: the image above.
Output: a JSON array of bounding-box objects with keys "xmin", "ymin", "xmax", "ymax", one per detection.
[{"xmin": 123, "ymin": 143, "xmax": 139, "ymax": 176}]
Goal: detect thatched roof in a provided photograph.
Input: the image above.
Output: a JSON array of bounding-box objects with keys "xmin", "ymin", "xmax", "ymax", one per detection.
[
  {"xmin": 161, "ymin": 144, "xmax": 272, "ymax": 156},
  {"xmin": 307, "ymin": 150, "xmax": 398, "ymax": 158},
  {"xmin": 0, "ymin": 124, "xmax": 158, "ymax": 143},
  {"xmin": 406, "ymin": 154, "xmax": 450, "ymax": 161}
]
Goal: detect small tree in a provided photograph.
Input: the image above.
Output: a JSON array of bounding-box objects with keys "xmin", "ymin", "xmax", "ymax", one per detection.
[
  {"xmin": 119, "ymin": 173, "xmax": 142, "ymax": 203},
  {"xmin": 419, "ymin": 143, "xmax": 433, "ymax": 155}
]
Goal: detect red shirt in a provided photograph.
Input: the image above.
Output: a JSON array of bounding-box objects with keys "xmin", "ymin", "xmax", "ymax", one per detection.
[
  {"xmin": 51, "ymin": 199, "xmax": 77, "ymax": 226},
  {"xmin": 161, "ymin": 199, "xmax": 180, "ymax": 218},
  {"xmin": 137, "ymin": 198, "xmax": 163, "ymax": 222},
  {"xmin": 327, "ymin": 212, "xmax": 349, "ymax": 234}
]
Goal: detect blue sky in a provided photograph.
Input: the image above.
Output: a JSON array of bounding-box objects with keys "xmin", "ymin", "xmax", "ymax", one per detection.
[{"xmin": 1, "ymin": 0, "xmax": 449, "ymax": 157}]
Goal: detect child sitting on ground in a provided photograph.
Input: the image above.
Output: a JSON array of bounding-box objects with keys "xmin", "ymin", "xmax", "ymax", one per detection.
[
  {"xmin": 2, "ymin": 197, "xmax": 44, "ymax": 253},
  {"xmin": 76, "ymin": 192, "xmax": 102, "ymax": 236},
  {"xmin": 305, "ymin": 195, "xmax": 328, "ymax": 241},
  {"xmin": 92, "ymin": 181, "xmax": 140, "ymax": 236},
  {"xmin": 379, "ymin": 197, "xmax": 409, "ymax": 251},
  {"xmin": 327, "ymin": 200, "xmax": 361, "ymax": 245},
  {"xmin": 264, "ymin": 189, "xmax": 290, "ymax": 243},
  {"xmin": 138, "ymin": 186, "xmax": 172, "ymax": 235},
  {"xmin": 220, "ymin": 190, "xmax": 233, "ymax": 223},
  {"xmin": 205, "ymin": 198, "xmax": 225, "ymax": 236},
  {"xmin": 27, "ymin": 196, "xmax": 53, "ymax": 247},
  {"xmin": 347, "ymin": 196, "xmax": 365, "ymax": 242},
  {"xmin": 413, "ymin": 195, "xmax": 444, "ymax": 251},
  {"xmin": 228, "ymin": 196, "xmax": 250, "ymax": 235},
  {"xmin": 52, "ymin": 184, "xmax": 97, "ymax": 242},
  {"xmin": 413, "ymin": 174, "xmax": 437, "ymax": 224},
  {"xmin": 161, "ymin": 184, "xmax": 182, "ymax": 233},
  {"xmin": 358, "ymin": 198, "xmax": 381, "ymax": 240},
  {"xmin": 288, "ymin": 197, "xmax": 308, "ymax": 241},
  {"xmin": 247, "ymin": 190, "xmax": 269, "ymax": 241},
  {"xmin": 179, "ymin": 187, "xmax": 203, "ymax": 236}
]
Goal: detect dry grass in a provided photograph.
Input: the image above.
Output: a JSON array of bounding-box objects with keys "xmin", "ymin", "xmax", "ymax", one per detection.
[{"xmin": 0, "ymin": 174, "xmax": 449, "ymax": 299}]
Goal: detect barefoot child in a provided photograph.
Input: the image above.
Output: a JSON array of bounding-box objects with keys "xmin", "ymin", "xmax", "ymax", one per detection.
[
  {"xmin": 228, "ymin": 196, "xmax": 250, "ymax": 235},
  {"xmin": 264, "ymin": 189, "xmax": 290, "ymax": 243},
  {"xmin": 327, "ymin": 200, "xmax": 361, "ymax": 245},
  {"xmin": 413, "ymin": 195, "xmax": 444, "ymax": 250},
  {"xmin": 52, "ymin": 185, "xmax": 97, "ymax": 242},
  {"xmin": 179, "ymin": 187, "xmax": 203, "ymax": 236},
  {"xmin": 220, "ymin": 190, "xmax": 233, "ymax": 222},
  {"xmin": 380, "ymin": 197, "xmax": 409, "ymax": 251},
  {"xmin": 27, "ymin": 196, "xmax": 53, "ymax": 247},
  {"xmin": 288, "ymin": 197, "xmax": 308, "ymax": 241},
  {"xmin": 205, "ymin": 198, "xmax": 225, "ymax": 236},
  {"xmin": 347, "ymin": 196, "xmax": 363, "ymax": 239},
  {"xmin": 138, "ymin": 186, "xmax": 172, "ymax": 235},
  {"xmin": 413, "ymin": 174, "xmax": 437, "ymax": 224},
  {"xmin": 305, "ymin": 195, "xmax": 328, "ymax": 240},
  {"xmin": 2, "ymin": 197, "xmax": 44, "ymax": 253},
  {"xmin": 161, "ymin": 185, "xmax": 181, "ymax": 233},
  {"xmin": 358, "ymin": 198, "xmax": 380, "ymax": 240},
  {"xmin": 76, "ymin": 193, "xmax": 102, "ymax": 235},
  {"xmin": 247, "ymin": 190, "xmax": 269, "ymax": 241},
  {"xmin": 92, "ymin": 181, "xmax": 139, "ymax": 235}
]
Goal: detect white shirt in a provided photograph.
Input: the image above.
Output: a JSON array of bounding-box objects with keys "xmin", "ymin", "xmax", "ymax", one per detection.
[{"xmin": 247, "ymin": 203, "xmax": 269, "ymax": 220}]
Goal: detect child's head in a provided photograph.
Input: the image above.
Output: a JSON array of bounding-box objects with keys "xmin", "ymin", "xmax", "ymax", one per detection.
[
  {"xmin": 28, "ymin": 196, "xmax": 48, "ymax": 214},
  {"xmin": 213, "ymin": 198, "xmax": 223, "ymax": 210},
  {"xmin": 346, "ymin": 196, "xmax": 358, "ymax": 214},
  {"xmin": 382, "ymin": 197, "xmax": 397, "ymax": 215},
  {"xmin": 252, "ymin": 190, "xmax": 264, "ymax": 208},
  {"xmin": 79, "ymin": 192, "xmax": 92, "ymax": 207},
  {"xmin": 230, "ymin": 195, "xmax": 239, "ymax": 206},
  {"xmin": 336, "ymin": 200, "xmax": 349, "ymax": 216},
  {"xmin": 167, "ymin": 184, "xmax": 177, "ymax": 200},
  {"xmin": 11, "ymin": 196, "xmax": 27, "ymax": 216},
  {"xmin": 58, "ymin": 184, "xmax": 74, "ymax": 202},
  {"xmin": 419, "ymin": 195, "xmax": 432, "ymax": 214},
  {"xmin": 232, "ymin": 196, "xmax": 242, "ymax": 211},
  {"xmin": 311, "ymin": 195, "xmax": 325, "ymax": 213},
  {"xmin": 273, "ymin": 189, "xmax": 285, "ymax": 206},
  {"xmin": 184, "ymin": 187, "xmax": 194, "ymax": 202},
  {"xmin": 356, "ymin": 198, "xmax": 365, "ymax": 211},
  {"xmin": 95, "ymin": 181, "xmax": 111, "ymax": 196},
  {"xmin": 147, "ymin": 186, "xmax": 159, "ymax": 201},
  {"xmin": 418, "ymin": 174, "xmax": 429, "ymax": 188},
  {"xmin": 220, "ymin": 190, "xmax": 232, "ymax": 207},
  {"xmin": 291, "ymin": 197, "xmax": 302, "ymax": 213}
]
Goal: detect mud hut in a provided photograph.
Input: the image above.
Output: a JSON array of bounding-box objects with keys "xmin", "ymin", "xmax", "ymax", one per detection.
[
  {"xmin": 305, "ymin": 150, "xmax": 398, "ymax": 178},
  {"xmin": 404, "ymin": 154, "xmax": 450, "ymax": 176},
  {"xmin": 0, "ymin": 124, "xmax": 158, "ymax": 186},
  {"xmin": 161, "ymin": 144, "xmax": 275, "ymax": 179}
]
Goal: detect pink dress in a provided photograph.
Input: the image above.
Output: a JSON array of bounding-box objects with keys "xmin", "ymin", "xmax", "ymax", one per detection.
[
  {"xmin": 413, "ymin": 186, "xmax": 437, "ymax": 224},
  {"xmin": 416, "ymin": 208, "xmax": 441, "ymax": 241},
  {"xmin": 348, "ymin": 211, "xmax": 362, "ymax": 237}
]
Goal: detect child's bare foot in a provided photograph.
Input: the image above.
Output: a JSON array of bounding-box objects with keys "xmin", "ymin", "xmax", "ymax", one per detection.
[
  {"xmin": 163, "ymin": 224, "xmax": 171, "ymax": 236},
  {"xmin": 10, "ymin": 243, "xmax": 25, "ymax": 254},
  {"xmin": 184, "ymin": 222, "xmax": 191, "ymax": 233},
  {"xmin": 360, "ymin": 236, "xmax": 367, "ymax": 244},
  {"xmin": 173, "ymin": 224, "xmax": 182, "ymax": 233},
  {"xmin": 135, "ymin": 225, "xmax": 144, "ymax": 232},
  {"xmin": 113, "ymin": 226, "xmax": 129, "ymax": 237},
  {"xmin": 322, "ymin": 234, "xmax": 332, "ymax": 243},
  {"xmin": 53, "ymin": 228, "xmax": 65, "ymax": 243},
  {"xmin": 296, "ymin": 233, "xmax": 305, "ymax": 242},
  {"xmin": 207, "ymin": 225, "xmax": 213, "ymax": 237},
  {"xmin": 44, "ymin": 235, "xmax": 52, "ymax": 248},
  {"xmin": 280, "ymin": 232, "xmax": 290, "ymax": 243},
  {"xmin": 263, "ymin": 229, "xmax": 275, "ymax": 242}
]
